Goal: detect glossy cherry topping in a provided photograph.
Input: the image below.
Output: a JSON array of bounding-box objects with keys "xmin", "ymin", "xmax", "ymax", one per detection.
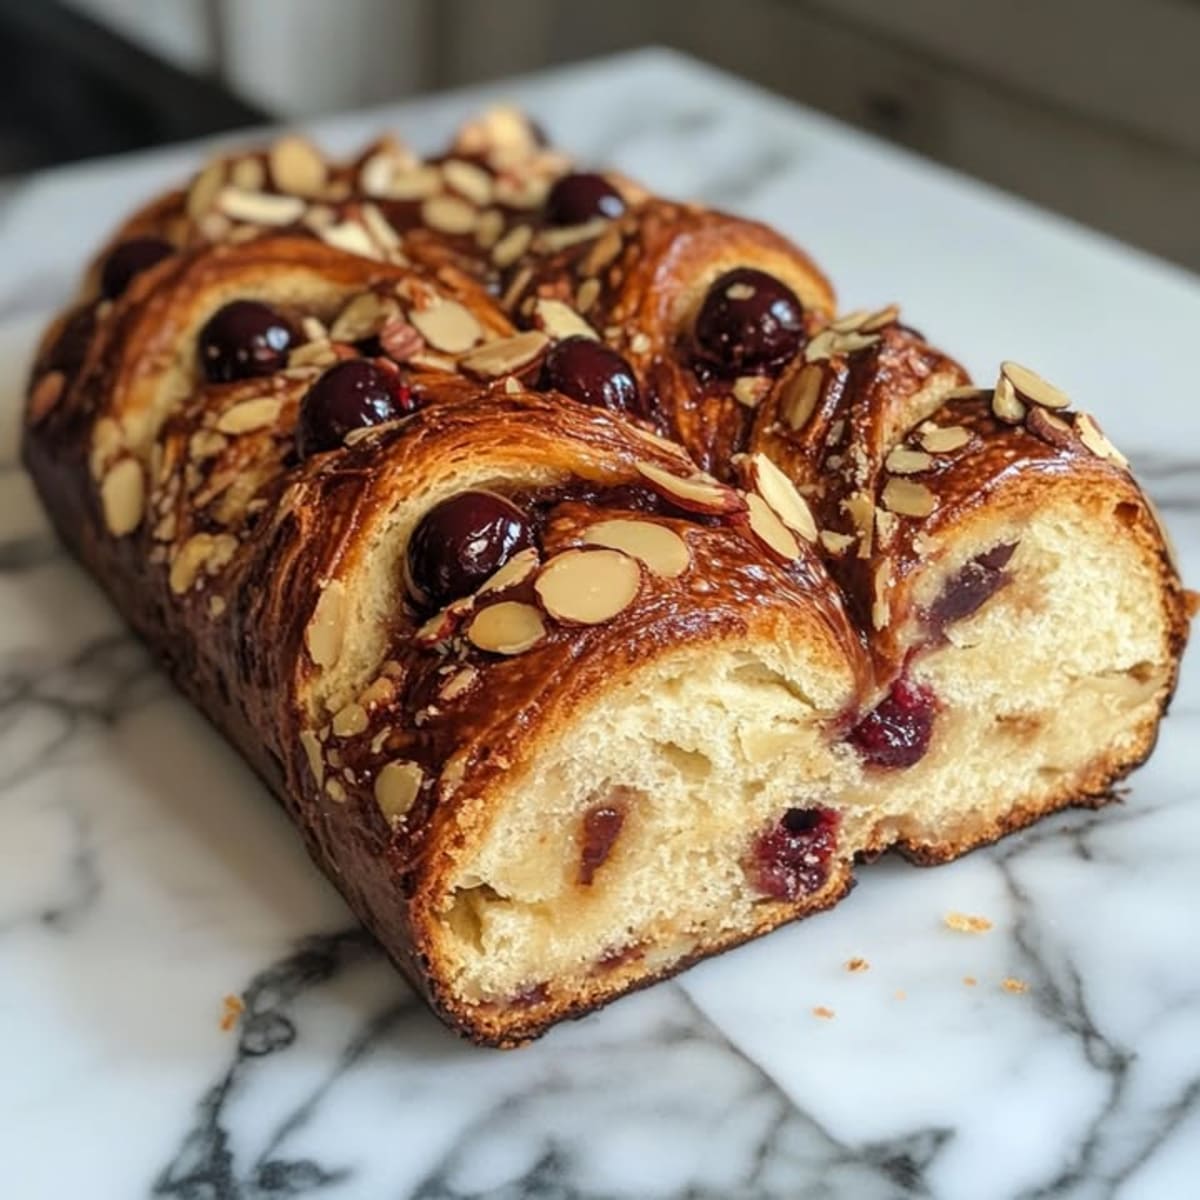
[
  {"xmin": 747, "ymin": 807, "xmax": 840, "ymax": 900},
  {"xmin": 199, "ymin": 300, "xmax": 296, "ymax": 384},
  {"xmin": 296, "ymin": 360, "xmax": 410, "ymax": 457},
  {"xmin": 544, "ymin": 172, "xmax": 625, "ymax": 226},
  {"xmin": 693, "ymin": 267, "xmax": 804, "ymax": 374},
  {"xmin": 541, "ymin": 337, "xmax": 642, "ymax": 415},
  {"xmin": 99, "ymin": 237, "xmax": 174, "ymax": 299},
  {"xmin": 848, "ymin": 677, "xmax": 937, "ymax": 769},
  {"xmin": 406, "ymin": 490, "xmax": 535, "ymax": 609},
  {"xmin": 927, "ymin": 543, "xmax": 1016, "ymax": 634}
]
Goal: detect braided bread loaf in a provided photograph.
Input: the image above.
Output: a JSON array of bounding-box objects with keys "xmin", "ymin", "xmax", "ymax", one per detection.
[{"xmin": 23, "ymin": 109, "xmax": 1191, "ymax": 1045}]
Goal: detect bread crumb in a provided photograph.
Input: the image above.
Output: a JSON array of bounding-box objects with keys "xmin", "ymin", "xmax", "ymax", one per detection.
[
  {"xmin": 963, "ymin": 976, "xmax": 977, "ymax": 987},
  {"xmin": 944, "ymin": 911, "xmax": 993, "ymax": 934},
  {"xmin": 812, "ymin": 1005, "xmax": 836, "ymax": 1019},
  {"xmin": 1001, "ymin": 977, "xmax": 1029, "ymax": 994},
  {"xmin": 219, "ymin": 994, "xmax": 245, "ymax": 1031},
  {"xmin": 845, "ymin": 956, "xmax": 870, "ymax": 973}
]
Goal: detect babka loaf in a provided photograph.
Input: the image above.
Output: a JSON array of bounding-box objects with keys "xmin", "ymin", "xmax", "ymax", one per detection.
[{"xmin": 23, "ymin": 109, "xmax": 1192, "ymax": 1044}]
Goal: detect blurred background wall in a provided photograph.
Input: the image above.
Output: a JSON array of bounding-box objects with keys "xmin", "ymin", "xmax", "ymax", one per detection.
[{"xmin": 5, "ymin": 0, "xmax": 1196, "ymax": 271}]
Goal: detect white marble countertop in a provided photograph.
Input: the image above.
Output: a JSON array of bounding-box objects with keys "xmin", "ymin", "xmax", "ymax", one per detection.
[{"xmin": 1, "ymin": 48, "xmax": 1197, "ymax": 1199}]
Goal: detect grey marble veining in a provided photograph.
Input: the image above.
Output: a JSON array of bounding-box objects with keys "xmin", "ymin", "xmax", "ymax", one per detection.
[{"xmin": 0, "ymin": 49, "xmax": 1196, "ymax": 1200}]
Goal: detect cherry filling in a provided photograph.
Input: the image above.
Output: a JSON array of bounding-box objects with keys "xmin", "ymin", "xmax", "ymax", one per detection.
[
  {"xmin": 544, "ymin": 171, "xmax": 625, "ymax": 225},
  {"xmin": 747, "ymin": 807, "xmax": 840, "ymax": 901},
  {"xmin": 693, "ymin": 267, "xmax": 804, "ymax": 375},
  {"xmin": 406, "ymin": 490, "xmax": 535, "ymax": 609},
  {"xmin": 296, "ymin": 359, "xmax": 411, "ymax": 457},
  {"xmin": 100, "ymin": 236, "xmax": 174, "ymax": 299},
  {"xmin": 578, "ymin": 804, "xmax": 626, "ymax": 886},
  {"xmin": 541, "ymin": 336, "xmax": 643, "ymax": 415},
  {"xmin": 200, "ymin": 300, "xmax": 296, "ymax": 383},
  {"xmin": 926, "ymin": 543, "xmax": 1016, "ymax": 634},
  {"xmin": 848, "ymin": 677, "xmax": 938, "ymax": 769}
]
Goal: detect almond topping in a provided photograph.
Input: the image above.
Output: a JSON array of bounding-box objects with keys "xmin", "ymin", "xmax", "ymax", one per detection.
[
  {"xmin": 629, "ymin": 332, "xmax": 652, "ymax": 355},
  {"xmin": 441, "ymin": 159, "xmax": 493, "ymax": 206},
  {"xmin": 1075, "ymin": 412, "xmax": 1128, "ymax": 467},
  {"xmin": 408, "ymin": 300, "xmax": 483, "ymax": 354},
  {"xmin": 318, "ymin": 221, "xmax": 379, "ymax": 259},
  {"xmin": 945, "ymin": 386, "xmax": 992, "ymax": 402},
  {"xmin": 216, "ymin": 187, "xmax": 304, "ymax": 227},
  {"xmin": 860, "ymin": 304, "xmax": 900, "ymax": 332},
  {"xmin": 1026, "ymin": 406, "xmax": 1074, "ymax": 448},
  {"xmin": 332, "ymin": 702, "xmax": 369, "ymax": 738},
  {"xmin": 477, "ymin": 547, "xmax": 540, "ymax": 595},
  {"xmin": 533, "ymin": 297, "xmax": 597, "ymax": 341},
  {"xmin": 576, "ymin": 277, "xmax": 602, "ymax": 314},
  {"xmin": 583, "ymin": 519, "xmax": 690, "ymax": 579},
  {"xmin": 842, "ymin": 490, "xmax": 875, "ymax": 558},
  {"xmin": 439, "ymin": 667, "xmax": 479, "ymax": 701},
  {"xmin": 991, "ymin": 377, "xmax": 1026, "ymax": 425},
  {"xmin": 330, "ymin": 292, "xmax": 397, "ymax": 343},
  {"xmin": 375, "ymin": 761, "xmax": 423, "ymax": 823},
  {"xmin": 421, "ymin": 195, "xmax": 478, "ymax": 235},
  {"xmin": 378, "ymin": 318, "xmax": 425, "ymax": 363},
  {"xmin": 533, "ymin": 218, "xmax": 609, "ymax": 253},
  {"xmin": 306, "ymin": 580, "xmax": 346, "ymax": 667},
  {"xmin": 535, "ymin": 549, "xmax": 641, "ymax": 625},
  {"xmin": 359, "ymin": 204, "xmax": 402, "ymax": 254},
  {"xmin": 269, "ymin": 135, "xmax": 327, "ymax": 196},
  {"xmin": 918, "ymin": 424, "xmax": 971, "ymax": 453},
  {"xmin": 230, "ymin": 157, "xmax": 265, "ymax": 190},
  {"xmin": 467, "ymin": 601, "xmax": 546, "ymax": 654},
  {"xmin": 882, "ymin": 477, "xmax": 937, "ymax": 518},
  {"xmin": 744, "ymin": 492, "xmax": 800, "ymax": 560},
  {"xmin": 187, "ymin": 160, "xmax": 226, "ymax": 220},
  {"xmin": 779, "ymin": 363, "xmax": 824, "ymax": 431},
  {"xmin": 100, "ymin": 458, "xmax": 144, "ymax": 537},
  {"xmin": 732, "ymin": 376, "xmax": 771, "ymax": 409},
  {"xmin": 491, "ymin": 223, "xmax": 533, "ymax": 268},
  {"xmin": 169, "ymin": 533, "xmax": 218, "ymax": 594},
  {"xmin": 582, "ymin": 227, "xmax": 623, "ymax": 274},
  {"xmin": 885, "ymin": 446, "xmax": 933, "ymax": 475},
  {"xmin": 1001, "ymin": 360, "xmax": 1070, "ymax": 410},
  {"xmin": 364, "ymin": 162, "xmax": 441, "ymax": 200},
  {"xmin": 633, "ymin": 460, "xmax": 744, "ymax": 515},
  {"xmin": 474, "ymin": 209, "xmax": 505, "ymax": 249},
  {"xmin": 749, "ymin": 453, "xmax": 817, "ymax": 542},
  {"xmin": 872, "ymin": 561, "xmax": 893, "ymax": 630},
  {"xmin": 459, "ymin": 330, "xmax": 548, "ymax": 378},
  {"xmin": 215, "ymin": 396, "xmax": 283, "ymax": 435},
  {"xmin": 819, "ymin": 529, "xmax": 855, "ymax": 555}
]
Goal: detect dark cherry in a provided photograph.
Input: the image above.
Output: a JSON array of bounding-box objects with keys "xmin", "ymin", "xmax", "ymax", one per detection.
[
  {"xmin": 578, "ymin": 805, "xmax": 625, "ymax": 886},
  {"xmin": 693, "ymin": 267, "xmax": 804, "ymax": 374},
  {"xmin": 100, "ymin": 237, "xmax": 174, "ymax": 299},
  {"xmin": 199, "ymin": 300, "xmax": 296, "ymax": 384},
  {"xmin": 927, "ymin": 543, "xmax": 1017, "ymax": 634},
  {"xmin": 747, "ymin": 807, "xmax": 840, "ymax": 900},
  {"xmin": 848, "ymin": 677, "xmax": 938, "ymax": 769},
  {"xmin": 541, "ymin": 336, "xmax": 642, "ymax": 415},
  {"xmin": 544, "ymin": 171, "xmax": 625, "ymax": 226},
  {"xmin": 406, "ymin": 490, "xmax": 535, "ymax": 609},
  {"xmin": 296, "ymin": 359, "xmax": 411, "ymax": 457}
]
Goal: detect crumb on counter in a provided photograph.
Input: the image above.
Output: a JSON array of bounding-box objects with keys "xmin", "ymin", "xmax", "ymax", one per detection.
[
  {"xmin": 894, "ymin": 990, "xmax": 907, "ymax": 1002},
  {"xmin": 963, "ymin": 976, "xmax": 977, "ymax": 987},
  {"xmin": 1001, "ymin": 977, "xmax": 1029, "ymax": 994},
  {"xmin": 845, "ymin": 956, "xmax": 870, "ymax": 973},
  {"xmin": 812, "ymin": 1005, "xmax": 836, "ymax": 1020},
  {"xmin": 219, "ymin": 993, "xmax": 245, "ymax": 1031},
  {"xmin": 944, "ymin": 911, "xmax": 993, "ymax": 934}
]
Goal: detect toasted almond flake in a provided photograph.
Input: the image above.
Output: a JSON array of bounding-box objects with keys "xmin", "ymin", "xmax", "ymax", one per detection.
[
  {"xmin": 872, "ymin": 561, "xmax": 893, "ymax": 629},
  {"xmin": 830, "ymin": 308, "xmax": 869, "ymax": 333},
  {"xmin": 630, "ymin": 332, "xmax": 651, "ymax": 355},
  {"xmin": 331, "ymin": 702, "xmax": 368, "ymax": 739},
  {"xmin": 944, "ymin": 911, "xmax": 993, "ymax": 933},
  {"xmin": 413, "ymin": 601, "xmax": 464, "ymax": 647},
  {"xmin": 732, "ymin": 376, "xmax": 770, "ymax": 408},
  {"xmin": 492, "ymin": 223, "xmax": 533, "ymax": 267},
  {"xmin": 726, "ymin": 281, "xmax": 756, "ymax": 301},
  {"xmin": 576, "ymin": 277, "xmax": 602, "ymax": 314},
  {"xmin": 325, "ymin": 778, "xmax": 347, "ymax": 803},
  {"xmin": 500, "ymin": 264, "xmax": 533, "ymax": 310},
  {"xmin": 819, "ymin": 529, "xmax": 855, "ymax": 555},
  {"xmin": 582, "ymin": 227, "xmax": 623, "ymax": 277},
  {"xmin": 319, "ymin": 220, "xmax": 380, "ymax": 259},
  {"xmin": 918, "ymin": 424, "xmax": 971, "ymax": 453},
  {"xmin": 365, "ymin": 160, "xmax": 440, "ymax": 200},
  {"xmin": 492, "ymin": 174, "xmax": 549, "ymax": 209},
  {"xmin": 885, "ymin": 446, "xmax": 933, "ymax": 474},
  {"xmin": 1001, "ymin": 360, "xmax": 1070, "ymax": 410},
  {"xmin": 874, "ymin": 507, "xmax": 899, "ymax": 549},
  {"xmin": 358, "ymin": 148, "xmax": 403, "ymax": 196},
  {"xmin": 991, "ymin": 376, "xmax": 1026, "ymax": 424},
  {"xmin": 1075, "ymin": 412, "xmax": 1129, "ymax": 467},
  {"xmin": 503, "ymin": 375, "xmax": 522, "ymax": 394},
  {"xmin": 845, "ymin": 957, "xmax": 870, "ymax": 973},
  {"xmin": 377, "ymin": 317, "xmax": 424, "ymax": 363},
  {"xmin": 467, "ymin": 601, "xmax": 546, "ymax": 654},
  {"xmin": 330, "ymin": 292, "xmax": 396, "ymax": 343},
  {"xmin": 421, "ymin": 194, "xmax": 478, "ymax": 235},
  {"xmin": 269, "ymin": 135, "xmax": 326, "ymax": 195},
  {"xmin": 477, "ymin": 546, "xmax": 540, "ymax": 595},
  {"xmin": 100, "ymin": 458, "xmax": 144, "ymax": 536},
  {"xmin": 187, "ymin": 160, "xmax": 226, "ymax": 220},
  {"xmin": 745, "ymin": 492, "xmax": 800, "ymax": 559},
  {"xmin": 300, "ymin": 729, "xmax": 324, "ymax": 785},
  {"xmin": 439, "ymin": 666, "xmax": 479, "ymax": 701},
  {"xmin": 408, "ymin": 300, "xmax": 483, "ymax": 354},
  {"xmin": 533, "ymin": 218, "xmax": 609, "ymax": 253},
  {"xmin": 360, "ymin": 203, "xmax": 402, "ymax": 253},
  {"xmin": 533, "ymin": 297, "xmax": 597, "ymax": 341},
  {"xmin": 359, "ymin": 676, "xmax": 396, "ymax": 709},
  {"xmin": 1002, "ymin": 977, "xmax": 1029, "ymax": 995},
  {"xmin": 634, "ymin": 460, "xmax": 743, "ymax": 515},
  {"xmin": 215, "ymin": 396, "xmax": 283, "ymax": 435},
  {"xmin": 29, "ymin": 371, "xmax": 65, "ymax": 422},
  {"xmin": 473, "ymin": 209, "xmax": 504, "ymax": 250},
  {"xmin": 302, "ymin": 204, "xmax": 336, "ymax": 231},
  {"xmin": 306, "ymin": 580, "xmax": 346, "ymax": 667},
  {"xmin": 216, "ymin": 187, "xmax": 304, "ymax": 227},
  {"xmin": 860, "ymin": 304, "xmax": 900, "ymax": 332},
  {"xmin": 882, "ymin": 477, "xmax": 937, "ymax": 518},
  {"xmin": 169, "ymin": 533, "xmax": 217, "ymax": 594},
  {"xmin": 459, "ymin": 329, "xmax": 548, "ymax": 378},
  {"xmin": 535, "ymin": 549, "xmax": 641, "ymax": 624},
  {"xmin": 207, "ymin": 595, "xmax": 227, "ymax": 619},
  {"xmin": 442, "ymin": 158, "xmax": 493, "ymax": 205},
  {"xmin": 779, "ymin": 363, "xmax": 824, "ymax": 431},
  {"xmin": 842, "ymin": 490, "xmax": 875, "ymax": 558},
  {"xmin": 812, "ymin": 1006, "xmax": 836, "ymax": 1020},
  {"xmin": 804, "ymin": 328, "xmax": 837, "ymax": 362},
  {"xmin": 963, "ymin": 976, "xmax": 978, "ymax": 987},
  {"xmin": 230, "ymin": 157, "xmax": 265, "ymax": 190},
  {"xmin": 583, "ymin": 519, "xmax": 690, "ymax": 579},
  {"xmin": 288, "ymin": 341, "xmax": 337, "ymax": 369},
  {"xmin": 749, "ymin": 453, "xmax": 818, "ymax": 542},
  {"xmin": 1026, "ymin": 405, "xmax": 1074, "ymax": 448},
  {"xmin": 837, "ymin": 331, "xmax": 881, "ymax": 355}
]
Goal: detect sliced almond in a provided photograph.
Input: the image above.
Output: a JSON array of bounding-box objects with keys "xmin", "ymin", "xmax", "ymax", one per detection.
[
  {"xmin": 1075, "ymin": 412, "xmax": 1129, "ymax": 468},
  {"xmin": 288, "ymin": 341, "xmax": 338, "ymax": 369},
  {"xmin": 749, "ymin": 453, "xmax": 818, "ymax": 542},
  {"xmin": 535, "ymin": 549, "xmax": 641, "ymax": 624},
  {"xmin": 378, "ymin": 318, "xmax": 425, "ymax": 363},
  {"xmin": 884, "ymin": 446, "xmax": 933, "ymax": 475},
  {"xmin": 169, "ymin": 533, "xmax": 217, "ymax": 594},
  {"xmin": 918, "ymin": 424, "xmax": 971, "ymax": 453},
  {"xmin": 830, "ymin": 309, "xmax": 869, "ymax": 334},
  {"xmin": 1026, "ymin": 406, "xmax": 1074, "ymax": 448},
  {"xmin": 319, "ymin": 220, "xmax": 380, "ymax": 259},
  {"xmin": 837, "ymin": 332, "xmax": 881, "ymax": 355},
  {"xmin": 439, "ymin": 666, "xmax": 479, "ymax": 702},
  {"xmin": 872, "ymin": 561, "xmax": 893, "ymax": 630},
  {"xmin": 330, "ymin": 292, "xmax": 397, "ymax": 343},
  {"xmin": 533, "ymin": 218, "xmax": 609, "ymax": 253},
  {"xmin": 459, "ymin": 330, "xmax": 548, "ymax": 378},
  {"xmin": 467, "ymin": 601, "xmax": 546, "ymax": 654},
  {"xmin": 474, "ymin": 208, "xmax": 505, "ymax": 249},
  {"xmin": 533, "ymin": 297, "xmax": 597, "ymax": 341},
  {"xmin": 492, "ymin": 174, "xmax": 550, "ymax": 209},
  {"xmin": 492, "ymin": 223, "xmax": 533, "ymax": 268},
  {"xmin": 100, "ymin": 458, "xmax": 144, "ymax": 537},
  {"xmin": 991, "ymin": 377, "xmax": 1026, "ymax": 425},
  {"xmin": 576, "ymin": 277, "xmax": 602, "ymax": 314},
  {"xmin": 269, "ymin": 135, "xmax": 326, "ymax": 196},
  {"xmin": 583, "ymin": 519, "xmax": 690, "ymax": 579},
  {"xmin": 477, "ymin": 547, "xmax": 540, "ymax": 596},
  {"xmin": 408, "ymin": 300, "xmax": 483, "ymax": 354},
  {"xmin": 634, "ymin": 460, "xmax": 744, "ymax": 515},
  {"xmin": 215, "ymin": 396, "xmax": 283, "ymax": 435},
  {"xmin": 306, "ymin": 580, "xmax": 346, "ymax": 667},
  {"xmin": 882, "ymin": 477, "xmax": 937, "ymax": 518},
  {"xmin": 375, "ymin": 760, "xmax": 423, "ymax": 824},
  {"xmin": 187, "ymin": 160, "xmax": 226, "ymax": 220},
  {"xmin": 804, "ymin": 329, "xmax": 837, "ymax": 363},
  {"xmin": 629, "ymin": 332, "xmax": 651, "ymax": 355},
  {"xmin": 744, "ymin": 492, "xmax": 800, "ymax": 560},
  {"xmin": 874, "ymin": 506, "xmax": 899, "ymax": 550},
  {"xmin": 332, "ymin": 702, "xmax": 369, "ymax": 738},
  {"xmin": 860, "ymin": 304, "xmax": 900, "ymax": 333},
  {"xmin": 359, "ymin": 203, "xmax": 402, "ymax": 254},
  {"xmin": 779, "ymin": 363, "xmax": 824, "ymax": 432},
  {"xmin": 944, "ymin": 385, "xmax": 992, "ymax": 402},
  {"xmin": 819, "ymin": 529, "xmax": 855, "ymax": 555},
  {"xmin": 216, "ymin": 187, "xmax": 304, "ymax": 227},
  {"xmin": 230, "ymin": 157, "xmax": 265, "ymax": 190},
  {"xmin": 732, "ymin": 376, "xmax": 771, "ymax": 409},
  {"xmin": 364, "ymin": 161, "xmax": 440, "ymax": 200},
  {"xmin": 442, "ymin": 158, "xmax": 493, "ymax": 206},
  {"xmin": 842, "ymin": 490, "xmax": 875, "ymax": 558},
  {"xmin": 413, "ymin": 598, "xmax": 471, "ymax": 647},
  {"xmin": 421, "ymin": 195, "xmax": 478, "ymax": 236},
  {"xmin": 1001, "ymin": 360, "xmax": 1070, "ymax": 410},
  {"xmin": 582, "ymin": 227, "xmax": 623, "ymax": 275},
  {"xmin": 503, "ymin": 375, "xmax": 522, "ymax": 395}
]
